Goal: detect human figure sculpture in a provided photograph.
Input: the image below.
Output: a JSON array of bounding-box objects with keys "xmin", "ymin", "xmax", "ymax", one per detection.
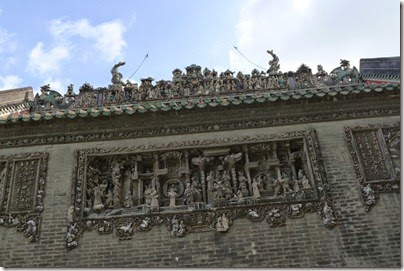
[
  {"xmin": 206, "ymin": 171, "xmax": 215, "ymax": 204},
  {"xmin": 144, "ymin": 184, "xmax": 153, "ymax": 205},
  {"xmin": 222, "ymin": 170, "xmax": 231, "ymax": 187},
  {"xmin": 124, "ymin": 191, "xmax": 133, "ymax": 208},
  {"xmin": 93, "ymin": 184, "xmax": 105, "ymax": 210},
  {"xmin": 298, "ymin": 170, "xmax": 311, "ymax": 189},
  {"xmin": 183, "ymin": 183, "xmax": 194, "ymax": 205},
  {"xmin": 252, "ymin": 178, "xmax": 261, "ymax": 199},
  {"xmin": 273, "ymin": 177, "xmax": 281, "ymax": 196},
  {"xmin": 292, "ymin": 178, "xmax": 300, "ymax": 192},
  {"xmin": 238, "ymin": 171, "xmax": 248, "ymax": 186},
  {"xmin": 150, "ymin": 187, "xmax": 159, "ymax": 211},
  {"xmin": 105, "ymin": 189, "xmax": 114, "ymax": 208},
  {"xmin": 191, "ymin": 176, "xmax": 202, "ymax": 202},
  {"xmin": 279, "ymin": 173, "xmax": 292, "ymax": 195},
  {"xmin": 239, "ymin": 181, "xmax": 249, "ymax": 198},
  {"xmin": 168, "ymin": 186, "xmax": 177, "ymax": 207}
]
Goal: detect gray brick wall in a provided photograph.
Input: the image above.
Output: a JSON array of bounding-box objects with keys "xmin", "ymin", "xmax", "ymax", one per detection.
[{"xmin": 0, "ymin": 115, "xmax": 400, "ymax": 268}]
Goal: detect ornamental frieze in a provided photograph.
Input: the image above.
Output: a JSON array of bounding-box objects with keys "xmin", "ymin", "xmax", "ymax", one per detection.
[
  {"xmin": 345, "ymin": 122, "xmax": 400, "ymax": 211},
  {"xmin": 0, "ymin": 106, "xmax": 399, "ymax": 149},
  {"xmin": 67, "ymin": 130, "xmax": 335, "ymax": 250},
  {"xmin": 0, "ymin": 152, "xmax": 48, "ymax": 242}
]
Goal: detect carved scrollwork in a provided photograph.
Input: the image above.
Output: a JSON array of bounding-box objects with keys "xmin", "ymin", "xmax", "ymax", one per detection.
[
  {"xmin": 0, "ymin": 152, "xmax": 48, "ymax": 242},
  {"xmin": 67, "ymin": 130, "xmax": 333, "ymax": 249},
  {"xmin": 318, "ymin": 198, "xmax": 337, "ymax": 228},
  {"xmin": 266, "ymin": 206, "xmax": 286, "ymax": 227},
  {"xmin": 66, "ymin": 223, "xmax": 81, "ymax": 250},
  {"xmin": 345, "ymin": 122, "xmax": 400, "ymax": 211},
  {"xmin": 288, "ymin": 203, "xmax": 304, "ymax": 218}
]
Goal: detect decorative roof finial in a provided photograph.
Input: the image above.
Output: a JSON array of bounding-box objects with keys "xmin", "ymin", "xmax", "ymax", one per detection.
[
  {"xmin": 111, "ymin": 61, "xmax": 126, "ymax": 85},
  {"xmin": 266, "ymin": 49, "xmax": 280, "ymax": 75}
]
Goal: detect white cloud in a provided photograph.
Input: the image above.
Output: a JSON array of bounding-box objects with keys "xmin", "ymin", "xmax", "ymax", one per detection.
[
  {"xmin": 0, "ymin": 75, "xmax": 22, "ymax": 90},
  {"xmin": 0, "ymin": 27, "xmax": 17, "ymax": 56},
  {"xmin": 293, "ymin": 0, "xmax": 312, "ymax": 12},
  {"xmin": 230, "ymin": 0, "xmax": 399, "ymax": 75},
  {"xmin": 27, "ymin": 42, "xmax": 70, "ymax": 75},
  {"xmin": 127, "ymin": 13, "xmax": 136, "ymax": 29},
  {"xmin": 25, "ymin": 17, "xmax": 127, "ymax": 88},
  {"xmin": 50, "ymin": 18, "xmax": 127, "ymax": 62},
  {"xmin": 43, "ymin": 77, "xmax": 64, "ymax": 92},
  {"xmin": 230, "ymin": 0, "xmax": 311, "ymax": 74},
  {"xmin": 30, "ymin": 77, "xmax": 70, "ymax": 96}
]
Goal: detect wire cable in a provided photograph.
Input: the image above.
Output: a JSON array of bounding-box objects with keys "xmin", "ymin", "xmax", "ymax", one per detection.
[
  {"xmin": 127, "ymin": 53, "xmax": 149, "ymax": 80},
  {"xmin": 233, "ymin": 46, "xmax": 266, "ymax": 70}
]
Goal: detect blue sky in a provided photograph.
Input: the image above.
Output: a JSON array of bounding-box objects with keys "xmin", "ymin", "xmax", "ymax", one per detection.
[{"xmin": 0, "ymin": 0, "xmax": 400, "ymax": 94}]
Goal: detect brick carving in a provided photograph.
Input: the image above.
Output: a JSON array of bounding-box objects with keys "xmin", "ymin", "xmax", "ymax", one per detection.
[
  {"xmin": 345, "ymin": 122, "xmax": 400, "ymax": 211},
  {"xmin": 67, "ymin": 130, "xmax": 335, "ymax": 249},
  {"xmin": 0, "ymin": 152, "xmax": 48, "ymax": 242},
  {"xmin": 0, "ymin": 107, "xmax": 399, "ymax": 149}
]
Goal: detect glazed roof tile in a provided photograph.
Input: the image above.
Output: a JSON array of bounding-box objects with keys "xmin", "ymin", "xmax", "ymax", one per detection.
[
  {"xmin": 0, "ymin": 83, "xmax": 399, "ymax": 125},
  {"xmin": 362, "ymin": 73, "xmax": 400, "ymax": 83}
]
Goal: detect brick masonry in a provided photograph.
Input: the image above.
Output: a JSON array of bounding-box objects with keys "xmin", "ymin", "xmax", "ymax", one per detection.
[{"xmin": 0, "ymin": 114, "xmax": 400, "ymax": 268}]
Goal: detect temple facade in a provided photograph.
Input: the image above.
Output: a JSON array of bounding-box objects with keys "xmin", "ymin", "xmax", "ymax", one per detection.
[{"xmin": 0, "ymin": 52, "xmax": 400, "ymax": 268}]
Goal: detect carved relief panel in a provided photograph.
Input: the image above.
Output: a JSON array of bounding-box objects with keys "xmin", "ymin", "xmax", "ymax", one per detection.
[
  {"xmin": 345, "ymin": 122, "xmax": 400, "ymax": 211},
  {"xmin": 0, "ymin": 152, "xmax": 48, "ymax": 242},
  {"xmin": 67, "ymin": 130, "xmax": 335, "ymax": 249}
]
